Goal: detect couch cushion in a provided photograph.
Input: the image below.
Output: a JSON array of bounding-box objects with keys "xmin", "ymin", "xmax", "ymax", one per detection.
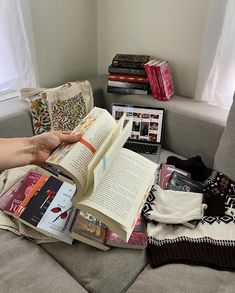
[
  {"xmin": 126, "ymin": 264, "xmax": 235, "ymax": 293},
  {"xmin": 41, "ymin": 241, "xmax": 148, "ymax": 293},
  {"xmin": 214, "ymin": 93, "xmax": 235, "ymax": 181},
  {"xmin": 0, "ymin": 229, "xmax": 87, "ymax": 293}
]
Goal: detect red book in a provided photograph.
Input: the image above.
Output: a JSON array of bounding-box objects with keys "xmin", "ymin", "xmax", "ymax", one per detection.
[
  {"xmin": 108, "ymin": 73, "xmax": 148, "ymax": 84},
  {"xmin": 3, "ymin": 170, "xmax": 42, "ymax": 216},
  {"xmin": 144, "ymin": 60, "xmax": 161, "ymax": 99},
  {"xmin": 155, "ymin": 61, "xmax": 174, "ymax": 101},
  {"xmin": 106, "ymin": 216, "xmax": 147, "ymax": 249}
]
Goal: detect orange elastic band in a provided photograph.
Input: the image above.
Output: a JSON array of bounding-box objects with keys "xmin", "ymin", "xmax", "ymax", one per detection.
[{"xmin": 79, "ymin": 138, "xmax": 96, "ymax": 153}]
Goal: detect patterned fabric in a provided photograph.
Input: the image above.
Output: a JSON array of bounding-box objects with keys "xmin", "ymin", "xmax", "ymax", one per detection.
[
  {"xmin": 21, "ymin": 81, "xmax": 93, "ymax": 135},
  {"xmin": 143, "ymin": 169, "xmax": 235, "ymax": 270},
  {"xmin": 31, "ymin": 99, "xmax": 52, "ymax": 134},
  {"xmin": 50, "ymin": 93, "xmax": 86, "ymax": 131}
]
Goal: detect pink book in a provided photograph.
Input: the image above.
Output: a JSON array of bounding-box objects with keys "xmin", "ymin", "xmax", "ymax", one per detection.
[
  {"xmin": 144, "ymin": 60, "xmax": 161, "ymax": 99},
  {"xmin": 3, "ymin": 170, "xmax": 42, "ymax": 216},
  {"xmin": 155, "ymin": 61, "xmax": 174, "ymax": 101},
  {"xmin": 106, "ymin": 216, "xmax": 147, "ymax": 249}
]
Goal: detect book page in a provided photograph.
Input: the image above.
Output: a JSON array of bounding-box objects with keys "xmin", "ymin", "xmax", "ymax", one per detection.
[
  {"xmin": 92, "ymin": 118, "xmax": 133, "ymax": 191},
  {"xmin": 77, "ymin": 148, "xmax": 156, "ymax": 231},
  {"xmin": 84, "ymin": 113, "xmax": 132, "ymax": 195},
  {"xmin": 46, "ymin": 107, "xmax": 117, "ymax": 196}
]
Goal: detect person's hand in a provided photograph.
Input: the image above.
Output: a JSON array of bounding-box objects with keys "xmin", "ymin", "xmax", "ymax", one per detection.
[{"xmin": 30, "ymin": 131, "xmax": 81, "ymax": 165}]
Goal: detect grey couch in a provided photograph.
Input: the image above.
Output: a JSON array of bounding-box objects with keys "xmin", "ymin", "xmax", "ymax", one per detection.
[{"xmin": 0, "ymin": 75, "xmax": 234, "ymax": 293}]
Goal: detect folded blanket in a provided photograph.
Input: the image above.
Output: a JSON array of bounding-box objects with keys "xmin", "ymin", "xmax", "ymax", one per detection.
[{"xmin": 0, "ymin": 166, "xmax": 57, "ymax": 244}]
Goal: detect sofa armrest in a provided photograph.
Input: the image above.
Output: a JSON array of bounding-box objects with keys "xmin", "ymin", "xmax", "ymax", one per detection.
[{"xmin": 0, "ymin": 98, "xmax": 34, "ymax": 138}]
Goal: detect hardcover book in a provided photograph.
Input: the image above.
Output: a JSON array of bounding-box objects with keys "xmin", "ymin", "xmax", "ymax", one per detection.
[
  {"xmin": 144, "ymin": 60, "xmax": 161, "ymax": 100},
  {"xmin": 155, "ymin": 61, "xmax": 174, "ymax": 101},
  {"xmin": 112, "ymin": 54, "xmax": 150, "ymax": 69},
  {"xmin": 108, "ymin": 65, "xmax": 147, "ymax": 76},
  {"xmin": 107, "ymin": 80, "xmax": 149, "ymax": 90},
  {"xmin": 45, "ymin": 106, "xmax": 156, "ymax": 242},
  {"xmin": 107, "ymin": 86, "xmax": 148, "ymax": 95},
  {"xmin": 108, "ymin": 73, "xmax": 148, "ymax": 84},
  {"xmin": 106, "ymin": 215, "xmax": 147, "ymax": 249},
  {"xmin": 70, "ymin": 209, "xmax": 109, "ymax": 251},
  {"xmin": 3, "ymin": 170, "xmax": 42, "ymax": 216}
]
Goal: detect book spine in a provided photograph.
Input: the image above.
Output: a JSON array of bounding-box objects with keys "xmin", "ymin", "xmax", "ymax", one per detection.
[
  {"xmin": 112, "ymin": 60, "xmax": 146, "ymax": 69},
  {"xmin": 155, "ymin": 64, "xmax": 167, "ymax": 100},
  {"xmin": 108, "ymin": 65, "xmax": 146, "ymax": 76},
  {"xmin": 144, "ymin": 64, "xmax": 161, "ymax": 100},
  {"xmin": 161, "ymin": 62, "xmax": 174, "ymax": 100},
  {"xmin": 107, "ymin": 80, "xmax": 149, "ymax": 90},
  {"xmin": 108, "ymin": 74, "xmax": 148, "ymax": 84},
  {"xmin": 107, "ymin": 86, "xmax": 148, "ymax": 95}
]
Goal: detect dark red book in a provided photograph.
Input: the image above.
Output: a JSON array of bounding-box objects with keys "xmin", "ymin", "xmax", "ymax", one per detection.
[
  {"xmin": 108, "ymin": 73, "xmax": 148, "ymax": 84},
  {"xmin": 3, "ymin": 170, "xmax": 42, "ymax": 216}
]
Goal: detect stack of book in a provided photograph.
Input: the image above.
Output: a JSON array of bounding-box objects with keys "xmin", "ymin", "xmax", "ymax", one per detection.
[
  {"xmin": 0, "ymin": 106, "xmax": 154, "ymax": 250},
  {"xmin": 0, "ymin": 169, "xmax": 147, "ymax": 250},
  {"xmin": 107, "ymin": 53, "xmax": 150, "ymax": 95},
  {"xmin": 144, "ymin": 59, "xmax": 174, "ymax": 101}
]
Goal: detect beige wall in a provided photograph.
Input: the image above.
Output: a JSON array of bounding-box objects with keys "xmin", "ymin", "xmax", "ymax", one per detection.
[
  {"xmin": 28, "ymin": 0, "xmax": 209, "ymax": 97},
  {"xmin": 97, "ymin": 0, "xmax": 209, "ymax": 98},
  {"xmin": 29, "ymin": 0, "xmax": 97, "ymax": 88}
]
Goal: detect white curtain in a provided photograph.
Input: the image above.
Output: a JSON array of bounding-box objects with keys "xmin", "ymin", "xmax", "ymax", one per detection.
[
  {"xmin": 195, "ymin": 0, "xmax": 235, "ymax": 109},
  {"xmin": 0, "ymin": 0, "xmax": 37, "ymax": 93}
]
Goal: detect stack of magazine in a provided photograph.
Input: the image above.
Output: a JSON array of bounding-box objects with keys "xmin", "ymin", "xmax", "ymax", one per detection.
[{"xmin": 0, "ymin": 107, "xmax": 154, "ymax": 250}]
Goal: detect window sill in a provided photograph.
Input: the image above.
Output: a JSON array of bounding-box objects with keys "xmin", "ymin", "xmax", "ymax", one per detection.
[{"xmin": 0, "ymin": 90, "xmax": 19, "ymax": 102}]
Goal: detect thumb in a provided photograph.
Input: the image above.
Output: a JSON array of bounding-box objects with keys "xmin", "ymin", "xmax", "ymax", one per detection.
[{"xmin": 59, "ymin": 133, "xmax": 81, "ymax": 144}]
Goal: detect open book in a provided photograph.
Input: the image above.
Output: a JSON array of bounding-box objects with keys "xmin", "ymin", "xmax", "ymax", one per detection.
[{"xmin": 46, "ymin": 107, "xmax": 156, "ymax": 241}]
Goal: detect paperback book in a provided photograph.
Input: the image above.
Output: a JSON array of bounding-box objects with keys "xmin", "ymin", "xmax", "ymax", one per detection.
[
  {"xmin": 69, "ymin": 209, "xmax": 109, "ymax": 251},
  {"xmin": 2, "ymin": 170, "xmax": 42, "ymax": 216},
  {"xmin": 16, "ymin": 175, "xmax": 76, "ymax": 244},
  {"xmin": 45, "ymin": 106, "xmax": 156, "ymax": 242},
  {"xmin": 106, "ymin": 215, "xmax": 147, "ymax": 249}
]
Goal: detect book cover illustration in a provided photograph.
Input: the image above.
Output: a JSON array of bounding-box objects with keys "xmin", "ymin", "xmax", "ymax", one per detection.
[
  {"xmin": 3, "ymin": 170, "xmax": 42, "ymax": 215},
  {"xmin": 19, "ymin": 176, "xmax": 64, "ymax": 227},
  {"xmin": 71, "ymin": 210, "xmax": 109, "ymax": 250},
  {"xmin": 14, "ymin": 175, "xmax": 49, "ymax": 218},
  {"xmin": 159, "ymin": 163, "xmax": 191, "ymax": 189},
  {"xmin": 106, "ymin": 216, "xmax": 147, "ymax": 249},
  {"xmin": 167, "ymin": 171, "xmax": 203, "ymax": 193},
  {"xmin": 37, "ymin": 181, "xmax": 76, "ymax": 244}
]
